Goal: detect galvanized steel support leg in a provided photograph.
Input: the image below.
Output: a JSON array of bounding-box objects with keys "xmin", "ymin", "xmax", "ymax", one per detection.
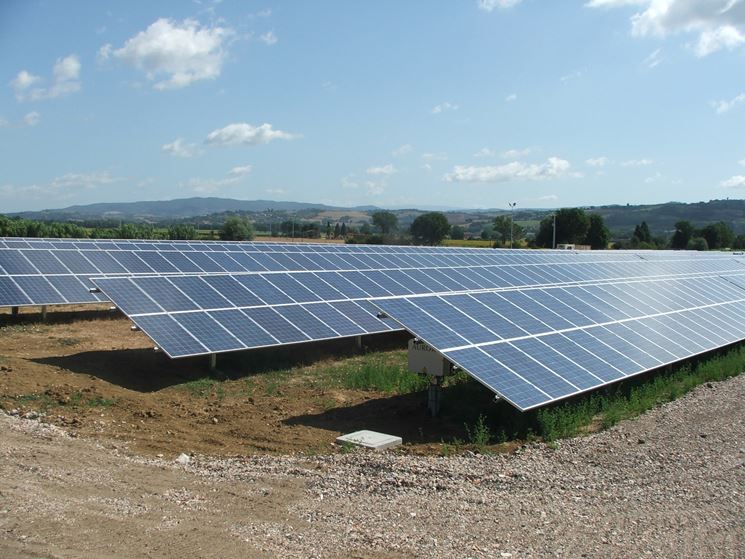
[
  {"xmin": 427, "ymin": 376, "xmax": 442, "ymax": 417},
  {"xmin": 355, "ymin": 335, "xmax": 363, "ymax": 350},
  {"xmin": 209, "ymin": 353, "xmax": 217, "ymax": 371},
  {"xmin": 40, "ymin": 305, "xmax": 47, "ymax": 322},
  {"xmin": 11, "ymin": 306, "xmax": 19, "ymax": 317}
]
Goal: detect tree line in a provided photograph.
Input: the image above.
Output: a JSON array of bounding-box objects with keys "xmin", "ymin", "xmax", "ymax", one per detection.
[{"xmin": 2, "ymin": 210, "xmax": 743, "ymax": 250}]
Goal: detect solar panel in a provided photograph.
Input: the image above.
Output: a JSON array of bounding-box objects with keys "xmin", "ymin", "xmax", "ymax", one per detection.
[
  {"xmin": 7, "ymin": 239, "xmax": 738, "ymax": 309},
  {"xmin": 92, "ymin": 256, "xmax": 745, "ymax": 361},
  {"xmin": 375, "ymin": 274, "xmax": 745, "ymax": 410}
]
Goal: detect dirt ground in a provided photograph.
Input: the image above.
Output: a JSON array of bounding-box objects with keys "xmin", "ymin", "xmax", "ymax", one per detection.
[
  {"xmin": 1, "ymin": 305, "xmax": 743, "ymax": 558},
  {"xmin": 0, "ymin": 305, "xmax": 471, "ymax": 458}
]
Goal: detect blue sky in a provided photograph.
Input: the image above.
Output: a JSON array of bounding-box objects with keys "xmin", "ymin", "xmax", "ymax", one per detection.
[{"xmin": 1, "ymin": 0, "xmax": 744, "ymax": 212}]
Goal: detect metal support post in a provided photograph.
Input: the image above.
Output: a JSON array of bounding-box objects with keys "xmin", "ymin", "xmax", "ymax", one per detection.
[
  {"xmin": 355, "ymin": 335, "xmax": 363, "ymax": 350},
  {"xmin": 427, "ymin": 376, "xmax": 443, "ymax": 417},
  {"xmin": 11, "ymin": 306, "xmax": 19, "ymax": 317},
  {"xmin": 209, "ymin": 353, "xmax": 217, "ymax": 371},
  {"xmin": 40, "ymin": 305, "xmax": 47, "ymax": 322}
]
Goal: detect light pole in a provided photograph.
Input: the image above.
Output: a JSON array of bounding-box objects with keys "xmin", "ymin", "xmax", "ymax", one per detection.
[
  {"xmin": 508, "ymin": 202, "xmax": 517, "ymax": 248},
  {"xmin": 552, "ymin": 213, "xmax": 557, "ymax": 249}
]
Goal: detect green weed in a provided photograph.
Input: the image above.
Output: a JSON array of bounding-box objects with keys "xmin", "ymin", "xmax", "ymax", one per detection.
[
  {"xmin": 179, "ymin": 378, "xmax": 219, "ymax": 398},
  {"xmin": 465, "ymin": 414, "xmax": 491, "ymax": 452}
]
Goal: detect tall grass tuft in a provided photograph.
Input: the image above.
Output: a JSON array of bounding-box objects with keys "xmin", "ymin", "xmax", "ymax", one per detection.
[{"xmin": 535, "ymin": 344, "xmax": 745, "ymax": 441}]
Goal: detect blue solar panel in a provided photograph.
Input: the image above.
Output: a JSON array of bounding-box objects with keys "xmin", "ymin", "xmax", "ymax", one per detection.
[{"xmin": 0, "ymin": 277, "xmax": 32, "ymax": 306}]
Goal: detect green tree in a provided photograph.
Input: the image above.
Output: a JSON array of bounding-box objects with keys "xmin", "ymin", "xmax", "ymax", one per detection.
[
  {"xmin": 219, "ymin": 216, "xmax": 254, "ymax": 241},
  {"xmin": 699, "ymin": 222, "xmax": 734, "ymax": 250},
  {"xmin": 371, "ymin": 211, "xmax": 398, "ymax": 235},
  {"xmin": 450, "ymin": 225, "xmax": 465, "ymax": 240},
  {"xmin": 584, "ymin": 214, "xmax": 610, "ymax": 249},
  {"xmin": 333, "ymin": 222, "xmax": 341, "ymax": 238},
  {"xmin": 732, "ymin": 234, "xmax": 745, "ymax": 250},
  {"xmin": 340, "ymin": 222, "xmax": 347, "ymax": 237},
  {"xmin": 535, "ymin": 208, "xmax": 590, "ymax": 248},
  {"xmin": 632, "ymin": 221, "xmax": 652, "ymax": 244},
  {"xmin": 410, "ymin": 212, "xmax": 450, "ymax": 245},
  {"xmin": 168, "ymin": 224, "xmax": 197, "ymax": 240},
  {"xmin": 687, "ymin": 237, "xmax": 708, "ymax": 251},
  {"xmin": 492, "ymin": 215, "xmax": 524, "ymax": 246},
  {"xmin": 670, "ymin": 220, "xmax": 694, "ymax": 249}
]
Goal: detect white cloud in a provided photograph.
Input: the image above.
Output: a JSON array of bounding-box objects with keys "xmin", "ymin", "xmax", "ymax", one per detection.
[
  {"xmin": 621, "ymin": 158, "xmax": 654, "ymax": 166},
  {"xmin": 712, "ymin": 92, "xmax": 745, "ymax": 114},
  {"xmin": 738, "ymin": 158, "xmax": 745, "ymax": 166},
  {"xmin": 266, "ymin": 188, "xmax": 285, "ymax": 195},
  {"xmin": 392, "ymin": 144, "xmax": 412, "ymax": 157},
  {"xmin": 422, "ymin": 152, "xmax": 448, "ymax": 162},
  {"xmin": 695, "ymin": 25, "xmax": 744, "ymax": 56},
  {"xmin": 23, "ymin": 111, "xmax": 41, "ymax": 127},
  {"xmin": 107, "ymin": 18, "xmax": 233, "ymax": 90},
  {"xmin": 474, "ymin": 148, "xmax": 497, "ymax": 158},
  {"xmin": 642, "ymin": 47, "xmax": 664, "ymax": 68},
  {"xmin": 501, "ymin": 147, "xmax": 532, "ymax": 159},
  {"xmin": 587, "ymin": 0, "xmax": 745, "ymax": 57},
  {"xmin": 184, "ymin": 165, "xmax": 251, "ymax": 193},
  {"xmin": 537, "ymin": 194, "xmax": 559, "ymax": 202},
  {"xmin": 11, "ymin": 55, "xmax": 81, "ymax": 101},
  {"xmin": 162, "ymin": 138, "xmax": 202, "ymax": 158},
  {"xmin": 586, "ymin": 156, "xmax": 609, "ymax": 167},
  {"xmin": 228, "ymin": 164, "xmax": 252, "ymax": 177},
  {"xmin": 366, "ymin": 164, "xmax": 396, "ymax": 176},
  {"xmin": 560, "ymin": 69, "xmax": 584, "ymax": 84},
  {"xmin": 431, "ymin": 101, "xmax": 459, "ymax": 114},
  {"xmin": 443, "ymin": 157, "xmax": 574, "ymax": 183},
  {"xmin": 51, "ymin": 171, "xmax": 121, "ymax": 189},
  {"xmin": 365, "ymin": 180, "xmax": 386, "ymax": 195},
  {"xmin": 585, "ymin": 1, "xmax": 647, "ymax": 7},
  {"xmin": 205, "ymin": 122, "xmax": 300, "ymax": 146},
  {"xmin": 259, "ymin": 31, "xmax": 278, "ymax": 45},
  {"xmin": 721, "ymin": 175, "xmax": 745, "ymax": 189},
  {"xmin": 10, "ymin": 70, "xmax": 41, "ymax": 100},
  {"xmin": 341, "ymin": 175, "xmax": 359, "ymax": 189},
  {"xmin": 478, "ymin": 0, "xmax": 523, "ymax": 12},
  {"xmin": 505, "ymin": 93, "xmax": 517, "ymax": 102},
  {"xmin": 644, "ymin": 171, "xmax": 664, "ymax": 183}
]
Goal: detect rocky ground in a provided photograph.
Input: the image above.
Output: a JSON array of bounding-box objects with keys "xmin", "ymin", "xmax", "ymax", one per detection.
[{"xmin": 1, "ymin": 373, "xmax": 743, "ymax": 558}]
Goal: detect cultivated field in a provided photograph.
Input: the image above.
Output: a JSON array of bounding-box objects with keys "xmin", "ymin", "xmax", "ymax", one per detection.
[{"xmin": 0, "ymin": 306, "xmax": 743, "ymax": 557}]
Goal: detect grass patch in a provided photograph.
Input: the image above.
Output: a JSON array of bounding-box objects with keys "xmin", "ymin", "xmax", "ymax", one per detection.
[
  {"xmin": 535, "ymin": 344, "xmax": 745, "ymax": 441},
  {"xmin": 178, "ymin": 378, "xmax": 221, "ymax": 398},
  {"xmin": 57, "ymin": 337, "xmax": 81, "ymax": 347},
  {"xmin": 13, "ymin": 393, "xmax": 55, "ymax": 411},
  {"xmin": 326, "ymin": 352, "xmax": 428, "ymax": 394}
]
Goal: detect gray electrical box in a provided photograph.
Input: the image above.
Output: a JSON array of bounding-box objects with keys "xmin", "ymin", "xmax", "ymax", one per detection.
[{"xmin": 408, "ymin": 338, "xmax": 451, "ymax": 376}]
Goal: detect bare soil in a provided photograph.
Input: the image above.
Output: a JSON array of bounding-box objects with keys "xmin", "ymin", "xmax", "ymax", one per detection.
[
  {"xmin": 1, "ymin": 306, "xmax": 743, "ymax": 558},
  {"xmin": 0, "ymin": 306, "xmax": 472, "ymax": 458}
]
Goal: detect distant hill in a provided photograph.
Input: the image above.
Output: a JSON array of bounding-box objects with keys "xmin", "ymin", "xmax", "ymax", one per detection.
[
  {"xmin": 11, "ymin": 197, "xmax": 380, "ymax": 222},
  {"xmin": 588, "ymin": 199, "xmax": 745, "ymax": 236},
  {"xmin": 8, "ymin": 197, "xmax": 745, "ymax": 236}
]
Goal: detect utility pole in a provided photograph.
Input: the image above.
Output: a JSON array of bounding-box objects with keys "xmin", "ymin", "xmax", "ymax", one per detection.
[
  {"xmin": 508, "ymin": 202, "xmax": 517, "ymax": 248},
  {"xmin": 552, "ymin": 213, "xmax": 557, "ymax": 249}
]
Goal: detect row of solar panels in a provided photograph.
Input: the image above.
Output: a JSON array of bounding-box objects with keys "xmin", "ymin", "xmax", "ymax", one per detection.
[
  {"xmin": 2, "ymin": 236, "xmax": 738, "ymax": 261},
  {"xmin": 91, "ymin": 263, "xmax": 745, "ymax": 358},
  {"xmin": 4, "ymin": 249, "xmax": 743, "ymax": 309},
  {"xmin": 93, "ymin": 268, "xmax": 745, "ymax": 410},
  {"xmin": 4, "ymin": 236, "xmax": 745, "ymax": 411},
  {"xmin": 376, "ymin": 274, "xmax": 745, "ymax": 409}
]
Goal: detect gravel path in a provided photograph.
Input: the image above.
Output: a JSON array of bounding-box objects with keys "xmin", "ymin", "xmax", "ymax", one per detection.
[{"xmin": 2, "ymin": 375, "xmax": 744, "ymax": 558}]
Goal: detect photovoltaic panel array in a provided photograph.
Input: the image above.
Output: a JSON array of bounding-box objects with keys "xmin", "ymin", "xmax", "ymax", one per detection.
[
  {"xmin": 3, "ymin": 236, "xmax": 726, "ymax": 308},
  {"xmin": 91, "ymin": 257, "xmax": 745, "ymax": 361},
  {"xmin": 375, "ymin": 273, "xmax": 745, "ymax": 410}
]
